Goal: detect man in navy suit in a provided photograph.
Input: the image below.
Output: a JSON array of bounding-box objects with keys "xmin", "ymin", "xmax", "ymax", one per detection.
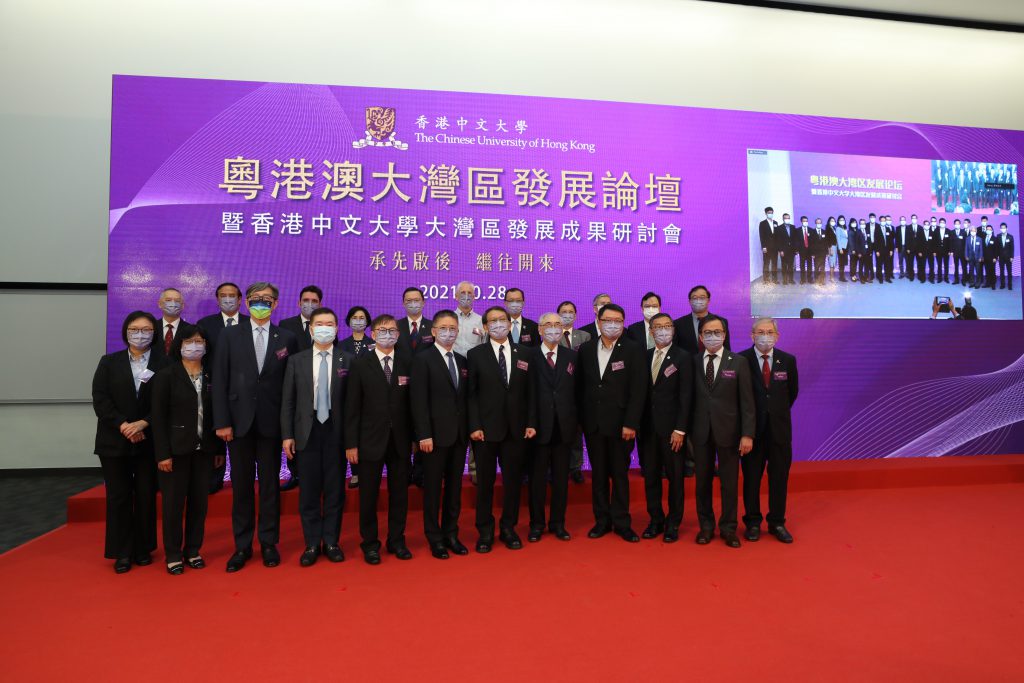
[
  {"xmin": 739, "ymin": 318, "xmax": 799, "ymax": 544},
  {"xmin": 396, "ymin": 286, "xmax": 433, "ymax": 354},
  {"xmin": 213, "ymin": 282, "xmax": 299, "ymax": 572},
  {"xmin": 505, "ymin": 288, "xmax": 540, "ymax": 347},
  {"xmin": 673, "ymin": 285, "xmax": 730, "ymax": 356},
  {"xmin": 578, "ymin": 293, "xmax": 611, "ymax": 341}
]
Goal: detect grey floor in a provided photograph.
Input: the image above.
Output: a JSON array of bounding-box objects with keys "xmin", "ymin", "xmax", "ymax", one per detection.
[{"xmin": 0, "ymin": 471, "xmax": 102, "ymax": 554}]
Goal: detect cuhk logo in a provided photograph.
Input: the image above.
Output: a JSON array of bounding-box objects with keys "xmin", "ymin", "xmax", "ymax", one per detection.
[{"xmin": 353, "ymin": 106, "xmax": 408, "ymax": 150}]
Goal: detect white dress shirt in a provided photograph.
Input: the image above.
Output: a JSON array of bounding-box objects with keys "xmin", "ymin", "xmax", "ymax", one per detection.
[
  {"xmin": 490, "ymin": 337, "xmax": 511, "ymax": 384},
  {"xmin": 454, "ymin": 309, "xmax": 484, "ymax": 356},
  {"xmin": 129, "ymin": 349, "xmax": 151, "ymax": 393},
  {"xmin": 541, "ymin": 343, "xmax": 558, "ymax": 367},
  {"xmin": 221, "ymin": 312, "xmax": 240, "ymax": 326},
  {"xmin": 312, "ymin": 344, "xmax": 334, "ymax": 397},
  {"xmin": 597, "ymin": 338, "xmax": 615, "ymax": 377},
  {"xmin": 701, "ymin": 349, "xmax": 723, "ymax": 381}
]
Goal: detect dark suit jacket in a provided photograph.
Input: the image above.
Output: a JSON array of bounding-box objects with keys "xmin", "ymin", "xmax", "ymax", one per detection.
[
  {"xmin": 281, "ymin": 345, "xmax": 354, "ymax": 451},
  {"xmin": 576, "ymin": 337, "xmax": 646, "ymax": 437},
  {"xmin": 642, "ymin": 344, "xmax": 692, "ymax": 438},
  {"xmin": 672, "ymin": 313, "xmax": 731, "ymax": 356},
  {"xmin": 466, "ymin": 341, "xmax": 536, "ymax": 442},
  {"xmin": 531, "ymin": 345, "xmax": 578, "ymax": 445},
  {"xmin": 196, "ymin": 312, "xmax": 250, "ymax": 353},
  {"xmin": 339, "ymin": 334, "xmax": 375, "ymax": 358},
  {"xmin": 92, "ymin": 349, "xmax": 167, "ymax": 458},
  {"xmin": 983, "ymin": 234, "xmax": 999, "ymax": 260},
  {"xmin": 212, "ymin": 322, "xmax": 298, "ymax": 439},
  {"xmin": 150, "ymin": 362, "xmax": 224, "ymax": 459},
  {"xmin": 793, "ymin": 226, "xmax": 812, "ymax": 256},
  {"xmin": 758, "ymin": 219, "xmax": 778, "ymax": 251},
  {"xmin": 931, "ymin": 229, "xmax": 951, "ymax": 255},
  {"xmin": 509, "ymin": 316, "xmax": 540, "ymax": 347},
  {"xmin": 579, "ymin": 321, "xmax": 599, "ymax": 341},
  {"xmin": 626, "ymin": 320, "xmax": 652, "ymax": 348},
  {"xmin": 739, "ymin": 347, "xmax": 799, "ymax": 446},
  {"xmin": 690, "ymin": 350, "xmax": 755, "ymax": 448},
  {"xmin": 343, "ymin": 350, "xmax": 412, "ymax": 460},
  {"xmin": 152, "ymin": 318, "xmax": 192, "ymax": 360},
  {"xmin": 998, "ymin": 233, "xmax": 1015, "ymax": 259},
  {"xmin": 410, "ymin": 347, "xmax": 468, "ymax": 447},
  {"xmin": 397, "ymin": 316, "xmax": 434, "ymax": 354},
  {"xmin": 278, "ymin": 315, "xmax": 312, "ymax": 350}
]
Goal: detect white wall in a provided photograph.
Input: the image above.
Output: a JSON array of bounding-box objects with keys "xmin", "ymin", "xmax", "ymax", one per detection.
[{"xmin": 1, "ymin": 0, "xmax": 1022, "ymax": 467}]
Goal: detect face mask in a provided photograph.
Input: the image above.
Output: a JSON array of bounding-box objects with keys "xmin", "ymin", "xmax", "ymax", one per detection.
[
  {"xmin": 487, "ymin": 320, "xmax": 509, "ymax": 340},
  {"xmin": 506, "ymin": 301, "xmax": 524, "ymax": 316},
  {"xmin": 690, "ymin": 298, "xmax": 708, "ymax": 313},
  {"xmin": 1002, "ymin": 228, "xmax": 1008, "ymax": 234},
  {"xmin": 754, "ymin": 334, "xmax": 776, "ymax": 353},
  {"xmin": 404, "ymin": 301, "xmax": 423, "ymax": 316},
  {"xmin": 839, "ymin": 220, "xmax": 845, "ymax": 226},
  {"xmin": 783, "ymin": 219, "xmax": 791, "ymax": 226},
  {"xmin": 702, "ymin": 333, "xmax": 724, "ymax": 352},
  {"xmin": 766, "ymin": 213, "xmax": 773, "ymax": 220},
  {"xmin": 435, "ymin": 329, "xmax": 458, "ymax": 347},
  {"xmin": 219, "ymin": 296, "xmax": 239, "ymax": 314},
  {"xmin": 828, "ymin": 221, "xmax": 835, "ymax": 227},
  {"xmin": 912, "ymin": 219, "xmax": 917, "ymax": 225},
  {"xmin": 300, "ymin": 301, "xmax": 317, "ymax": 318},
  {"xmin": 311, "ymin": 326, "xmax": 336, "ymax": 344},
  {"xmin": 815, "ymin": 224, "xmax": 822, "ymax": 230},
  {"xmin": 374, "ymin": 330, "xmax": 397, "ymax": 349},
  {"xmin": 349, "ymin": 318, "xmax": 367, "ymax": 332},
  {"xmin": 652, "ymin": 328, "xmax": 674, "ymax": 346},
  {"xmin": 458, "ymin": 294, "xmax": 472, "ymax": 306},
  {"xmin": 642, "ymin": 306, "xmax": 659, "ymax": 320},
  {"xmin": 249, "ymin": 301, "xmax": 272, "ymax": 320},
  {"xmin": 127, "ymin": 330, "xmax": 153, "ymax": 348},
  {"xmin": 600, "ymin": 321, "xmax": 623, "ymax": 339},
  {"xmin": 900, "ymin": 221, "xmax": 906, "ymax": 226},
  {"xmin": 542, "ymin": 326, "xmax": 563, "ymax": 344},
  {"xmin": 559, "ymin": 312, "xmax": 575, "ymax": 326},
  {"xmin": 870, "ymin": 218, "xmax": 876, "ymax": 224},
  {"xmin": 161, "ymin": 300, "xmax": 182, "ymax": 316},
  {"xmin": 801, "ymin": 222, "xmax": 808, "ymax": 228},
  {"xmin": 181, "ymin": 342, "xmax": 206, "ymax": 360}
]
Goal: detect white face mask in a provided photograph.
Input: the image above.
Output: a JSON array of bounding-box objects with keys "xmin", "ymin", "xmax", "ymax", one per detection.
[
  {"xmin": 642, "ymin": 306, "xmax": 660, "ymax": 321},
  {"xmin": 311, "ymin": 325, "xmax": 336, "ymax": 344}
]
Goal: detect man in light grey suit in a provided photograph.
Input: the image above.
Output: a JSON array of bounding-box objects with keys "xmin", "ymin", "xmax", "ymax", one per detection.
[
  {"xmin": 557, "ymin": 300, "xmax": 589, "ymax": 483},
  {"xmin": 281, "ymin": 307, "xmax": 354, "ymax": 566}
]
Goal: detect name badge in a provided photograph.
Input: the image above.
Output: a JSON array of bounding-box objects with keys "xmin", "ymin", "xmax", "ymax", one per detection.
[
  {"xmin": 460, "ymin": 368, "xmax": 468, "ymax": 378},
  {"xmin": 516, "ymin": 359, "xmax": 529, "ymax": 371},
  {"xmin": 275, "ymin": 348, "xmax": 289, "ymax": 360},
  {"xmin": 397, "ymin": 375, "xmax": 409, "ymax": 386},
  {"xmin": 663, "ymin": 364, "xmax": 677, "ymax": 378},
  {"xmin": 139, "ymin": 369, "xmax": 155, "ymax": 383},
  {"xmin": 421, "ymin": 335, "xmax": 433, "ymax": 343},
  {"xmin": 611, "ymin": 361, "xmax": 625, "ymax": 372},
  {"xmin": 721, "ymin": 369, "xmax": 736, "ymax": 379},
  {"xmin": 337, "ymin": 368, "xmax": 348, "ymax": 378},
  {"xmin": 566, "ymin": 362, "xmax": 574, "ymax": 376},
  {"xmin": 521, "ymin": 334, "xmax": 532, "ymax": 343},
  {"xmin": 773, "ymin": 371, "xmax": 788, "ymax": 381}
]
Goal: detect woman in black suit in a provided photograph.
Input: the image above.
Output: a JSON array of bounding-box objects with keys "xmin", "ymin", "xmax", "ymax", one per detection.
[
  {"xmin": 150, "ymin": 325, "xmax": 225, "ymax": 575},
  {"xmin": 339, "ymin": 307, "xmax": 372, "ymax": 488},
  {"xmin": 91, "ymin": 311, "xmax": 166, "ymax": 573}
]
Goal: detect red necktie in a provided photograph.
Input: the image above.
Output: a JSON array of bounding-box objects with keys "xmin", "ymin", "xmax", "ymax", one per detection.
[
  {"xmin": 546, "ymin": 351, "xmax": 555, "ymax": 368},
  {"xmin": 803, "ymin": 229, "xmax": 809, "ymax": 248},
  {"xmin": 164, "ymin": 324, "xmax": 174, "ymax": 354},
  {"xmin": 410, "ymin": 320, "xmax": 418, "ymax": 349},
  {"xmin": 761, "ymin": 354, "xmax": 771, "ymax": 389}
]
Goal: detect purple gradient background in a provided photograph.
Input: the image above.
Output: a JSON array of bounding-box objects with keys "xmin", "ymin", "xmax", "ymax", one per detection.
[{"xmin": 108, "ymin": 75, "xmax": 1024, "ymax": 460}]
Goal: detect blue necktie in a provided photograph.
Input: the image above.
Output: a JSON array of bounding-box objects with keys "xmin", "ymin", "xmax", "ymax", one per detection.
[
  {"xmin": 255, "ymin": 326, "xmax": 266, "ymax": 374},
  {"xmin": 512, "ymin": 320, "xmax": 520, "ymax": 344},
  {"xmin": 316, "ymin": 351, "xmax": 330, "ymax": 423},
  {"xmin": 447, "ymin": 351, "xmax": 458, "ymax": 388}
]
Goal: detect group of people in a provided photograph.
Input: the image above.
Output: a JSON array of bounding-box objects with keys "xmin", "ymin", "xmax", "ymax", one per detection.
[
  {"xmin": 92, "ymin": 280, "xmax": 800, "ymax": 576},
  {"xmin": 758, "ymin": 208, "xmax": 1016, "ymax": 289}
]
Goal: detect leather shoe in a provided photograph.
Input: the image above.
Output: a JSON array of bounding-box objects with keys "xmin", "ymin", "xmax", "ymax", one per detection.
[
  {"xmin": 476, "ymin": 538, "xmax": 493, "ymax": 554},
  {"xmin": 347, "ymin": 475, "xmax": 359, "ymax": 489},
  {"xmin": 299, "ymin": 546, "xmax": 320, "ymax": 567},
  {"xmin": 570, "ymin": 469, "xmax": 584, "ymax": 484},
  {"xmin": 261, "ymin": 545, "xmax": 280, "ymax": 567},
  {"xmin": 113, "ymin": 558, "xmax": 131, "ymax": 574},
  {"xmin": 551, "ymin": 526, "xmax": 571, "ymax": 541},
  {"xmin": 769, "ymin": 525, "xmax": 794, "ymax": 543},
  {"xmin": 363, "ymin": 549, "xmax": 381, "ymax": 565},
  {"xmin": 745, "ymin": 526, "xmax": 761, "ymax": 542},
  {"xmin": 695, "ymin": 528, "xmax": 714, "ymax": 545},
  {"xmin": 663, "ymin": 527, "xmax": 679, "ymax": 543},
  {"xmin": 430, "ymin": 543, "xmax": 450, "ymax": 560},
  {"xmin": 616, "ymin": 528, "xmax": 641, "ymax": 543},
  {"xmin": 386, "ymin": 543, "xmax": 413, "ymax": 560},
  {"xmin": 134, "ymin": 553, "xmax": 153, "ymax": 566},
  {"xmin": 186, "ymin": 556, "xmax": 205, "ymax": 569},
  {"xmin": 280, "ymin": 476, "xmax": 299, "ymax": 491},
  {"xmin": 208, "ymin": 480, "xmax": 224, "ymax": 495},
  {"xmin": 642, "ymin": 522, "xmax": 664, "ymax": 539},
  {"xmin": 587, "ymin": 524, "xmax": 610, "ymax": 539},
  {"xmin": 225, "ymin": 549, "xmax": 252, "ymax": 573},
  {"xmin": 499, "ymin": 530, "xmax": 523, "ymax": 550},
  {"xmin": 444, "ymin": 537, "xmax": 469, "ymax": 555},
  {"xmin": 527, "ymin": 528, "xmax": 543, "ymax": 543},
  {"xmin": 166, "ymin": 562, "xmax": 184, "ymax": 575},
  {"xmin": 721, "ymin": 532, "xmax": 741, "ymax": 548},
  {"xmin": 323, "ymin": 545, "xmax": 345, "ymax": 563}
]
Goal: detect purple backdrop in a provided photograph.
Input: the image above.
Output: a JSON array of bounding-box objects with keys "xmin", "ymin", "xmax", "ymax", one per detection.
[{"xmin": 108, "ymin": 75, "xmax": 1024, "ymax": 461}]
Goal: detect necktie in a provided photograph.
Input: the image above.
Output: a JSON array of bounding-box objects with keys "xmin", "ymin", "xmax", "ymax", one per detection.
[
  {"xmin": 803, "ymin": 229, "xmax": 809, "ymax": 248},
  {"xmin": 446, "ymin": 351, "xmax": 458, "ymax": 387},
  {"xmin": 226, "ymin": 318, "xmax": 235, "ymax": 326},
  {"xmin": 512, "ymin": 320, "xmax": 520, "ymax": 344},
  {"xmin": 761, "ymin": 354, "xmax": 771, "ymax": 389},
  {"xmin": 563, "ymin": 330, "xmax": 571, "ymax": 348},
  {"xmin": 164, "ymin": 324, "xmax": 174, "ymax": 355},
  {"xmin": 705, "ymin": 354, "xmax": 716, "ymax": 389},
  {"xmin": 546, "ymin": 350, "xmax": 555, "ymax": 369},
  {"xmin": 411, "ymin": 320, "xmax": 418, "ymax": 349},
  {"xmin": 316, "ymin": 351, "xmax": 330, "ymax": 423},
  {"xmin": 382, "ymin": 355, "xmax": 392, "ymax": 384},
  {"xmin": 646, "ymin": 327, "xmax": 654, "ymax": 350},
  {"xmin": 303, "ymin": 320, "xmax": 309, "ymax": 334},
  {"xmin": 255, "ymin": 326, "xmax": 266, "ymax": 374},
  {"xmin": 651, "ymin": 348, "xmax": 664, "ymax": 383},
  {"xmin": 498, "ymin": 344, "xmax": 508, "ymax": 388}
]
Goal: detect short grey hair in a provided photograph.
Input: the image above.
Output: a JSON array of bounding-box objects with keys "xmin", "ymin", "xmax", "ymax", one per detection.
[
  {"xmin": 751, "ymin": 316, "xmax": 779, "ymax": 333},
  {"xmin": 592, "ymin": 292, "xmax": 611, "ymax": 305},
  {"xmin": 246, "ymin": 281, "xmax": 279, "ymax": 300},
  {"xmin": 538, "ymin": 312, "xmax": 561, "ymax": 326}
]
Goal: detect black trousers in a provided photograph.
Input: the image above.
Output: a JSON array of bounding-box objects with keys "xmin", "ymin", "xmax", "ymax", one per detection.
[
  {"xmin": 529, "ymin": 439, "xmax": 570, "ymax": 531},
  {"xmin": 916, "ymin": 253, "xmax": 927, "ymax": 282},
  {"xmin": 641, "ymin": 433, "xmax": 684, "ymax": 528},
  {"xmin": 926, "ymin": 252, "xmax": 936, "ymax": 281},
  {"xmin": 474, "ymin": 439, "xmax": 525, "ymax": 539},
  {"xmin": 693, "ymin": 433, "xmax": 740, "ymax": 535},
  {"xmin": 874, "ymin": 250, "xmax": 887, "ymax": 281},
  {"xmin": 569, "ymin": 429, "xmax": 584, "ymax": 472},
  {"xmin": 98, "ymin": 454, "xmax": 157, "ymax": 560},
  {"xmin": 987, "ymin": 259, "xmax": 998, "ymax": 288},
  {"xmin": 741, "ymin": 424, "xmax": 793, "ymax": 528},
  {"xmin": 358, "ymin": 434, "xmax": 409, "ymax": 551},
  {"xmin": 780, "ymin": 253, "xmax": 795, "ymax": 284},
  {"xmin": 584, "ymin": 433, "xmax": 633, "ymax": 532},
  {"xmin": 422, "ymin": 440, "xmax": 467, "ymax": 545},
  {"xmin": 999, "ymin": 258, "xmax": 1013, "ymax": 289},
  {"xmin": 951, "ymin": 252, "xmax": 962, "ymax": 281},
  {"xmin": 209, "ymin": 459, "xmax": 226, "ymax": 491},
  {"xmin": 936, "ymin": 252, "xmax": 949, "ymax": 281},
  {"xmin": 159, "ymin": 449, "xmax": 213, "ymax": 563},
  {"xmin": 797, "ymin": 251, "xmax": 811, "ymax": 283},
  {"xmin": 228, "ymin": 432, "xmax": 282, "ymax": 551},
  {"xmin": 762, "ymin": 249, "xmax": 778, "ymax": 283},
  {"xmin": 296, "ymin": 418, "xmax": 345, "ymax": 548},
  {"xmin": 838, "ymin": 250, "xmax": 848, "ymax": 279},
  {"xmin": 900, "ymin": 249, "xmax": 914, "ymax": 279}
]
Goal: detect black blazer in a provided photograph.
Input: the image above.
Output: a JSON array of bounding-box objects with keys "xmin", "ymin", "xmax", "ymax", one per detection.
[
  {"xmin": 410, "ymin": 347, "xmax": 468, "ymax": 447},
  {"xmin": 579, "ymin": 321, "xmax": 599, "ymax": 340},
  {"xmin": 642, "ymin": 344, "xmax": 693, "ymax": 438},
  {"xmin": 466, "ymin": 341, "xmax": 536, "ymax": 442},
  {"xmin": 91, "ymin": 349, "xmax": 167, "ymax": 458},
  {"xmin": 576, "ymin": 337, "xmax": 647, "ymax": 437},
  {"xmin": 278, "ymin": 315, "xmax": 313, "ymax": 350},
  {"xmin": 212, "ymin": 322, "xmax": 298, "ymax": 439},
  {"xmin": 690, "ymin": 350, "xmax": 755, "ymax": 448},
  {"xmin": 531, "ymin": 345, "xmax": 578, "ymax": 445},
  {"xmin": 626, "ymin": 320, "xmax": 652, "ymax": 348},
  {"xmin": 150, "ymin": 362, "xmax": 224, "ymax": 459},
  {"xmin": 344, "ymin": 350, "xmax": 413, "ymax": 460},
  {"xmin": 151, "ymin": 318, "xmax": 192, "ymax": 360},
  {"xmin": 280, "ymin": 345, "xmax": 353, "ymax": 451},
  {"xmin": 998, "ymin": 233, "xmax": 1015, "ymax": 259},
  {"xmin": 339, "ymin": 334, "xmax": 375, "ymax": 358},
  {"xmin": 739, "ymin": 347, "xmax": 799, "ymax": 446},
  {"xmin": 397, "ymin": 316, "xmax": 435, "ymax": 354},
  {"xmin": 509, "ymin": 316, "xmax": 540, "ymax": 347},
  {"xmin": 672, "ymin": 313, "xmax": 731, "ymax": 356},
  {"xmin": 758, "ymin": 219, "xmax": 778, "ymax": 251},
  {"xmin": 196, "ymin": 312, "xmax": 250, "ymax": 353}
]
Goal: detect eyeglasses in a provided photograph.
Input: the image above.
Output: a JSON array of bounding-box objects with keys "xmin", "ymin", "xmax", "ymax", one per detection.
[
  {"xmin": 127, "ymin": 327, "xmax": 154, "ymax": 334},
  {"xmin": 248, "ymin": 297, "xmax": 274, "ymax": 306},
  {"xmin": 374, "ymin": 327, "xmax": 399, "ymax": 334},
  {"xmin": 434, "ymin": 326, "xmax": 458, "ymax": 334},
  {"xmin": 702, "ymin": 330, "xmax": 725, "ymax": 339},
  {"xmin": 690, "ymin": 297, "xmax": 708, "ymax": 303},
  {"xmin": 598, "ymin": 317, "xmax": 624, "ymax": 323},
  {"xmin": 650, "ymin": 324, "xmax": 674, "ymax": 332}
]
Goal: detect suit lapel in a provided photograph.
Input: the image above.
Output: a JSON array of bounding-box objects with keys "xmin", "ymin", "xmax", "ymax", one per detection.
[{"xmin": 432, "ymin": 347, "xmax": 457, "ymax": 390}]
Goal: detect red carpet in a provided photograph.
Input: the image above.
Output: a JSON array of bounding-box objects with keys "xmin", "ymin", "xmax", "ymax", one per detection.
[{"xmin": 2, "ymin": 462, "xmax": 1024, "ymax": 681}]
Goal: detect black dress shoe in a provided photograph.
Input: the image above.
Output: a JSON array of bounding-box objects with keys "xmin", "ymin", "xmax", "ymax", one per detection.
[
  {"xmin": 430, "ymin": 543, "xmax": 450, "ymax": 560},
  {"xmin": 114, "ymin": 558, "xmax": 132, "ymax": 574},
  {"xmin": 444, "ymin": 537, "xmax": 469, "ymax": 555},
  {"xmin": 261, "ymin": 545, "xmax": 280, "ymax": 568},
  {"xmin": 186, "ymin": 556, "xmax": 205, "ymax": 569},
  {"xmin": 587, "ymin": 525, "xmax": 610, "ymax": 539},
  {"xmin": 570, "ymin": 469, "xmax": 584, "ymax": 484},
  {"xmin": 475, "ymin": 538, "xmax": 493, "ymax": 554},
  {"xmin": 721, "ymin": 532, "xmax": 741, "ymax": 548},
  {"xmin": 745, "ymin": 526, "xmax": 761, "ymax": 542},
  {"xmin": 499, "ymin": 530, "xmax": 523, "ymax": 550},
  {"xmin": 663, "ymin": 527, "xmax": 679, "ymax": 543},
  {"xmin": 363, "ymin": 549, "xmax": 381, "ymax": 565},
  {"xmin": 300, "ymin": 546, "xmax": 320, "ymax": 567},
  {"xmin": 280, "ymin": 477, "xmax": 299, "ymax": 491},
  {"xmin": 347, "ymin": 476, "xmax": 359, "ymax": 489},
  {"xmin": 642, "ymin": 523, "xmax": 664, "ymax": 539},
  {"xmin": 683, "ymin": 461, "xmax": 695, "ymax": 478},
  {"xmin": 166, "ymin": 562, "xmax": 184, "ymax": 575},
  {"xmin": 550, "ymin": 527, "xmax": 571, "ymax": 541},
  {"xmin": 769, "ymin": 525, "xmax": 794, "ymax": 543},
  {"xmin": 208, "ymin": 481, "xmax": 224, "ymax": 495},
  {"xmin": 323, "ymin": 545, "xmax": 345, "ymax": 563},
  {"xmin": 616, "ymin": 528, "xmax": 641, "ymax": 543},
  {"xmin": 527, "ymin": 528, "xmax": 543, "ymax": 543},
  {"xmin": 695, "ymin": 528, "xmax": 714, "ymax": 545},
  {"xmin": 225, "ymin": 549, "xmax": 252, "ymax": 573},
  {"xmin": 386, "ymin": 543, "xmax": 413, "ymax": 560},
  {"xmin": 134, "ymin": 553, "xmax": 153, "ymax": 566}
]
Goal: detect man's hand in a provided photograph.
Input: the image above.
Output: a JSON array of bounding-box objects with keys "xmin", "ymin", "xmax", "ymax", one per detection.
[
  {"xmin": 739, "ymin": 436, "xmax": 753, "ymax": 456},
  {"xmin": 419, "ymin": 438, "xmax": 434, "ymax": 454},
  {"xmin": 128, "ymin": 432, "xmax": 145, "ymax": 444},
  {"xmin": 525, "ymin": 427, "xmax": 536, "ymax": 439},
  {"xmin": 670, "ymin": 431, "xmax": 685, "ymax": 452},
  {"xmin": 216, "ymin": 427, "xmax": 234, "ymax": 443},
  {"xmin": 622, "ymin": 427, "xmax": 636, "ymax": 441},
  {"xmin": 470, "ymin": 430, "xmax": 485, "ymax": 442},
  {"xmin": 282, "ymin": 439, "xmax": 295, "ymax": 460},
  {"xmin": 157, "ymin": 458, "xmax": 173, "ymax": 473},
  {"xmin": 345, "ymin": 448, "xmax": 358, "ymax": 464}
]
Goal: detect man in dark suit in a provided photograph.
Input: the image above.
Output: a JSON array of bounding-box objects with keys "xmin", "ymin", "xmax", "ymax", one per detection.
[
  {"xmin": 933, "ymin": 218, "xmax": 951, "ymax": 283},
  {"xmin": 505, "ymin": 288, "xmax": 540, "ymax": 347},
  {"xmin": 277, "ymin": 285, "xmax": 323, "ymax": 490},
  {"xmin": 691, "ymin": 315, "xmax": 754, "ymax": 548},
  {"xmin": 896, "ymin": 216, "xmax": 915, "ymax": 281},
  {"xmin": 966, "ymin": 223, "xmax": 983, "ymax": 288},
  {"xmin": 998, "ymin": 223, "xmax": 1015, "ymax": 290},
  {"xmin": 410, "ymin": 309, "xmax": 470, "ymax": 559},
  {"xmin": 868, "ymin": 214, "xmax": 888, "ymax": 284},
  {"xmin": 396, "ymin": 286, "xmax": 433, "ymax": 354},
  {"xmin": 626, "ymin": 291, "xmax": 661, "ymax": 351},
  {"xmin": 577, "ymin": 303, "xmax": 645, "ymax": 543},
  {"xmin": 758, "ymin": 207, "xmax": 779, "ymax": 284},
  {"xmin": 639, "ymin": 314, "xmax": 692, "ymax": 543},
  {"xmin": 950, "ymin": 219, "xmax": 965, "ymax": 284},
  {"xmin": 579, "ymin": 293, "xmax": 611, "ymax": 341},
  {"xmin": 153, "ymin": 287, "xmax": 191, "ymax": 359},
  {"xmin": 793, "ymin": 217, "xmax": 812, "ymax": 284},
  {"xmin": 673, "ymin": 285, "xmax": 730, "ymax": 356},
  {"xmin": 196, "ymin": 281, "xmax": 248, "ymax": 494},
  {"xmin": 281, "ymin": 307, "xmax": 353, "ymax": 566},
  {"xmin": 812, "ymin": 218, "xmax": 828, "ymax": 285},
  {"xmin": 911, "ymin": 215, "xmax": 927, "ymax": 283},
  {"xmin": 983, "ymin": 223, "xmax": 1000, "ymax": 289},
  {"xmin": 212, "ymin": 282, "xmax": 299, "ymax": 572},
  {"xmin": 344, "ymin": 314, "xmax": 414, "ymax": 564},
  {"xmin": 467, "ymin": 306, "xmax": 536, "ymax": 552},
  {"xmin": 557, "ymin": 300, "xmax": 590, "ymax": 485},
  {"xmin": 740, "ymin": 318, "xmax": 799, "ymax": 544},
  {"xmin": 527, "ymin": 313, "xmax": 578, "ymax": 542},
  {"xmin": 777, "ymin": 213, "xmax": 794, "ymax": 285}
]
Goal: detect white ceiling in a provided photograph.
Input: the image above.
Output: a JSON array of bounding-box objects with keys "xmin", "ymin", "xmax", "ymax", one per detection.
[{"xmin": 780, "ymin": 0, "xmax": 1024, "ymax": 26}]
